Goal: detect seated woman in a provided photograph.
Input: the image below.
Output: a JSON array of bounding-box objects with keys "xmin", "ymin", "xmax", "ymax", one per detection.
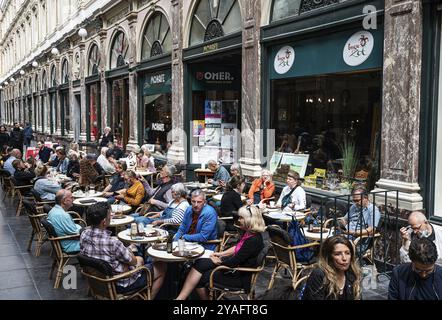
[
  {"xmin": 115, "ymin": 171, "xmax": 145, "ymax": 208},
  {"xmin": 134, "ymin": 183, "xmax": 189, "ymax": 226},
  {"xmin": 66, "ymin": 152, "xmax": 80, "ymax": 179},
  {"xmin": 276, "ymin": 170, "xmax": 306, "ymax": 211},
  {"xmin": 176, "ymin": 205, "xmax": 266, "ymax": 300},
  {"xmin": 302, "ymin": 235, "xmax": 361, "ymax": 300},
  {"xmin": 33, "ymin": 164, "xmax": 62, "ymax": 201},
  {"xmin": 247, "ymin": 169, "xmax": 275, "ymax": 205},
  {"xmin": 220, "ymin": 176, "xmax": 246, "ymax": 231},
  {"xmin": 138, "ymin": 148, "xmax": 156, "ymax": 173},
  {"xmin": 13, "ymin": 159, "xmax": 36, "ymax": 186}
]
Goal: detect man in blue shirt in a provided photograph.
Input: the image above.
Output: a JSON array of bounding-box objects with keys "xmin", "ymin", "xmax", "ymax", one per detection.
[
  {"xmin": 47, "ymin": 189, "xmax": 81, "ymax": 253},
  {"xmin": 56, "ymin": 149, "xmax": 69, "ymax": 174},
  {"xmin": 207, "ymin": 160, "xmax": 231, "ymax": 187},
  {"xmin": 3, "ymin": 149, "xmax": 21, "ymax": 175},
  {"xmin": 174, "ymin": 189, "xmax": 218, "ymax": 250}
]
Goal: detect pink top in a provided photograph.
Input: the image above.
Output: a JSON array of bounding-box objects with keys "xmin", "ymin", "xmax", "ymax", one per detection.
[{"xmin": 234, "ymin": 232, "xmax": 256, "ymax": 255}]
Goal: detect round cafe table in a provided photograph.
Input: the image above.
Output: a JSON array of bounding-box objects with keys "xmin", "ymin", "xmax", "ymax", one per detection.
[
  {"xmin": 302, "ymin": 227, "xmax": 334, "ymax": 242},
  {"xmin": 184, "ymin": 182, "xmax": 213, "ymax": 190},
  {"xmin": 109, "ymin": 215, "xmax": 134, "ymax": 228},
  {"xmin": 117, "ymin": 227, "xmax": 168, "ymax": 245},
  {"xmin": 72, "ymin": 190, "xmax": 104, "ymax": 198},
  {"xmin": 262, "ymin": 209, "xmax": 306, "ymax": 222},
  {"xmin": 73, "ymin": 197, "xmax": 108, "ymax": 207},
  {"xmin": 134, "ymin": 170, "xmax": 155, "ymax": 187},
  {"xmin": 147, "ymin": 242, "xmax": 208, "ymax": 262},
  {"xmin": 111, "ymin": 204, "xmax": 132, "ymax": 214}
]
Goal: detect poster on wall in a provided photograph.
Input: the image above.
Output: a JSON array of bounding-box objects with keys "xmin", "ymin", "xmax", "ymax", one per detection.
[
  {"xmin": 192, "ymin": 146, "xmax": 219, "ymax": 164},
  {"xmin": 205, "ymin": 123, "xmax": 221, "ymax": 146},
  {"xmin": 219, "ymin": 149, "xmax": 233, "ymax": 164},
  {"xmin": 280, "ymin": 153, "xmax": 310, "ymax": 178},
  {"xmin": 222, "ymin": 100, "xmax": 238, "ymax": 123},
  {"xmin": 193, "ymin": 120, "xmax": 205, "ymax": 137},
  {"xmin": 205, "ymin": 100, "xmax": 222, "ymax": 124}
]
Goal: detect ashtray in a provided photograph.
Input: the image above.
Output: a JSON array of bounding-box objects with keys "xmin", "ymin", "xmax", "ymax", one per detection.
[
  {"xmin": 151, "ymin": 243, "xmax": 168, "ymax": 251},
  {"xmin": 172, "ymin": 250, "xmax": 203, "ymax": 258},
  {"xmin": 112, "ymin": 214, "xmax": 125, "ymax": 219},
  {"xmin": 143, "ymin": 230, "xmax": 159, "ymax": 237},
  {"xmin": 308, "ymin": 227, "xmax": 329, "ymax": 233}
]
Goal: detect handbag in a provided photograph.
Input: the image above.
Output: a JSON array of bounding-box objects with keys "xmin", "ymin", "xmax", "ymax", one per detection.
[
  {"xmin": 281, "ymin": 186, "xmax": 298, "ymax": 209},
  {"xmin": 288, "ymin": 217, "xmax": 315, "ymax": 263}
]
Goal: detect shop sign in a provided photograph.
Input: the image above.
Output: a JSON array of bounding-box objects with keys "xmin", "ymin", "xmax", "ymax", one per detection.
[
  {"xmin": 143, "ymin": 70, "xmax": 171, "ymax": 95},
  {"xmin": 274, "ymin": 46, "xmax": 295, "ymax": 75},
  {"xmin": 192, "ymin": 66, "xmax": 240, "ymax": 90},
  {"xmin": 203, "ymin": 43, "xmax": 219, "ymax": 53},
  {"xmin": 343, "ymin": 31, "xmax": 374, "ymax": 67},
  {"xmin": 151, "ymin": 123, "xmax": 165, "ymax": 131}
]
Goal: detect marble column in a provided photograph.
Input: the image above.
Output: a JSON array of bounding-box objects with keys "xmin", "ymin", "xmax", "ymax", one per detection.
[
  {"xmin": 374, "ymin": 0, "xmax": 424, "ymax": 211},
  {"xmin": 79, "ymin": 42, "xmax": 87, "ymax": 142},
  {"xmin": 239, "ymin": 0, "xmax": 263, "ymax": 178},
  {"xmin": 168, "ymin": 0, "xmax": 186, "ymax": 164},
  {"xmin": 54, "ymin": 59, "xmax": 62, "ymax": 136},
  {"xmin": 67, "ymin": 49, "xmax": 75, "ymax": 139},
  {"xmin": 126, "ymin": 11, "xmax": 140, "ymax": 151},
  {"xmin": 99, "ymin": 30, "xmax": 108, "ymax": 135}
]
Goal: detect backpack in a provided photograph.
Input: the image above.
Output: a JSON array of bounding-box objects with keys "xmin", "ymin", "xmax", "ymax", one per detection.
[{"xmin": 287, "ymin": 218, "xmax": 315, "ymax": 263}]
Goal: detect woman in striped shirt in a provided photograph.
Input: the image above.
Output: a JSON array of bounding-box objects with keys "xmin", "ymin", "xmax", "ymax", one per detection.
[{"xmin": 136, "ymin": 183, "xmax": 189, "ymax": 226}]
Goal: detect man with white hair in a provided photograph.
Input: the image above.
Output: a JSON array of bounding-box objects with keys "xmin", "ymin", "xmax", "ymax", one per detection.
[
  {"xmin": 3, "ymin": 149, "xmax": 22, "ymax": 175},
  {"xmin": 400, "ymin": 211, "xmax": 442, "ymax": 264},
  {"xmin": 97, "ymin": 147, "xmax": 116, "ymax": 174},
  {"xmin": 207, "ymin": 160, "xmax": 230, "ymax": 187}
]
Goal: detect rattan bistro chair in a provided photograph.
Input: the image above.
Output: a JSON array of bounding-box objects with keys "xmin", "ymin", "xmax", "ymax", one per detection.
[
  {"xmin": 41, "ymin": 218, "xmax": 80, "ymax": 289},
  {"xmin": 23, "ymin": 199, "xmax": 48, "ymax": 257},
  {"xmin": 78, "ymin": 254, "xmax": 152, "ymax": 300},
  {"xmin": 267, "ymin": 225, "xmax": 319, "ymax": 290},
  {"xmin": 9, "ymin": 177, "xmax": 33, "ymax": 216},
  {"xmin": 208, "ymin": 231, "xmax": 270, "ymax": 300}
]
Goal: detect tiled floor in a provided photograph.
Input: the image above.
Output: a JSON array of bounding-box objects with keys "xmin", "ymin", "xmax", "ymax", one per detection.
[{"xmin": 0, "ymin": 187, "xmax": 388, "ymax": 300}]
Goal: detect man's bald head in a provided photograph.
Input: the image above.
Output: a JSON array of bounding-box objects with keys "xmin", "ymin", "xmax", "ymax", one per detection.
[
  {"xmin": 11, "ymin": 149, "xmax": 21, "ymax": 158},
  {"xmin": 55, "ymin": 189, "xmax": 73, "ymax": 210},
  {"xmin": 409, "ymin": 211, "xmax": 427, "ymax": 225}
]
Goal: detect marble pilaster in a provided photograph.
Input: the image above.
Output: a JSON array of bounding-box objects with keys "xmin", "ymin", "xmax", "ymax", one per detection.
[
  {"xmin": 168, "ymin": 0, "xmax": 186, "ymax": 164},
  {"xmin": 79, "ymin": 42, "xmax": 87, "ymax": 142},
  {"xmin": 67, "ymin": 50, "xmax": 75, "ymax": 139},
  {"xmin": 126, "ymin": 12, "xmax": 139, "ymax": 151},
  {"xmin": 375, "ymin": 0, "xmax": 424, "ymax": 210},
  {"xmin": 239, "ymin": 0, "xmax": 263, "ymax": 178}
]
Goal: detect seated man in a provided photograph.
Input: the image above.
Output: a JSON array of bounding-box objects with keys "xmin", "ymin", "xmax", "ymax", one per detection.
[
  {"xmin": 12, "ymin": 159, "xmax": 35, "ymax": 186},
  {"xmin": 138, "ymin": 165, "xmax": 175, "ymax": 213},
  {"xmin": 3, "ymin": 149, "xmax": 21, "ymax": 175},
  {"xmin": 80, "ymin": 202, "xmax": 165, "ymax": 297},
  {"xmin": 341, "ymin": 186, "xmax": 380, "ymax": 258},
  {"xmin": 115, "ymin": 171, "xmax": 145, "ymax": 208},
  {"xmin": 207, "ymin": 160, "xmax": 231, "ymax": 187},
  {"xmin": 103, "ymin": 161, "xmax": 128, "ymax": 202},
  {"xmin": 97, "ymin": 147, "xmax": 116, "ymax": 175},
  {"xmin": 37, "ymin": 140, "xmax": 52, "ymax": 164},
  {"xmin": 389, "ymin": 237, "xmax": 442, "ymax": 300},
  {"xmin": 399, "ymin": 211, "xmax": 442, "ymax": 264},
  {"xmin": 174, "ymin": 189, "xmax": 218, "ymax": 250},
  {"xmin": 47, "ymin": 190, "xmax": 81, "ymax": 253},
  {"xmin": 56, "ymin": 149, "xmax": 69, "ymax": 174}
]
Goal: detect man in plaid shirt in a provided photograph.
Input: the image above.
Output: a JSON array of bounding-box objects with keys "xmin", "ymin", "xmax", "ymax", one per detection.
[{"xmin": 80, "ymin": 202, "xmax": 166, "ymax": 296}]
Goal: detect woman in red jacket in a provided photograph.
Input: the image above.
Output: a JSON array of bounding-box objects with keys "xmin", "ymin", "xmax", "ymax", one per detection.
[{"xmin": 247, "ymin": 169, "xmax": 275, "ymax": 205}]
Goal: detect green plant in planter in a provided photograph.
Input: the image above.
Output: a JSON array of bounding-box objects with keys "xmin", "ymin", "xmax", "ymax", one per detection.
[{"xmin": 339, "ymin": 137, "xmax": 359, "ymax": 182}]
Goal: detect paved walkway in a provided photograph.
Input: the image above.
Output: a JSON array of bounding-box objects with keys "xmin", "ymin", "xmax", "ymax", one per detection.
[{"xmin": 0, "ymin": 187, "xmax": 388, "ymax": 300}]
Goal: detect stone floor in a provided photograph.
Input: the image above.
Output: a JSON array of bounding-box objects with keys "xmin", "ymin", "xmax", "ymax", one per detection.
[{"xmin": 0, "ymin": 187, "xmax": 388, "ymax": 300}]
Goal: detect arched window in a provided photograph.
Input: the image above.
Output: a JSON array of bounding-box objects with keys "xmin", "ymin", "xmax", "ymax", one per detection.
[
  {"xmin": 41, "ymin": 70, "xmax": 47, "ymax": 90},
  {"xmin": 189, "ymin": 0, "xmax": 241, "ymax": 46},
  {"xmin": 141, "ymin": 12, "xmax": 171, "ymax": 60},
  {"xmin": 61, "ymin": 59, "xmax": 69, "ymax": 84},
  {"xmin": 110, "ymin": 31, "xmax": 129, "ymax": 69},
  {"xmin": 50, "ymin": 65, "xmax": 57, "ymax": 87},
  {"xmin": 270, "ymin": 0, "xmax": 340, "ymax": 22},
  {"xmin": 88, "ymin": 44, "xmax": 100, "ymax": 76}
]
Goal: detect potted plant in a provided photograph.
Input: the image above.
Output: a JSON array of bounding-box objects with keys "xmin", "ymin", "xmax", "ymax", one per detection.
[{"xmin": 339, "ymin": 137, "xmax": 359, "ymax": 194}]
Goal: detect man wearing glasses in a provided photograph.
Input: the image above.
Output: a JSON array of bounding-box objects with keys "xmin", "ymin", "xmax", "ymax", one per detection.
[
  {"xmin": 399, "ymin": 211, "xmax": 442, "ymax": 264},
  {"xmin": 389, "ymin": 237, "xmax": 442, "ymax": 300}
]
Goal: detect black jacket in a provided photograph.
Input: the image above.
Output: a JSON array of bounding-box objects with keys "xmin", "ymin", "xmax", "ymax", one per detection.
[
  {"xmin": 0, "ymin": 132, "xmax": 10, "ymax": 151},
  {"xmin": 388, "ymin": 263, "xmax": 442, "ymax": 300},
  {"xmin": 67, "ymin": 160, "xmax": 80, "ymax": 179},
  {"xmin": 38, "ymin": 146, "xmax": 52, "ymax": 163},
  {"xmin": 99, "ymin": 133, "xmax": 114, "ymax": 148},
  {"xmin": 10, "ymin": 128, "xmax": 24, "ymax": 147},
  {"xmin": 220, "ymin": 190, "xmax": 243, "ymax": 218},
  {"xmin": 302, "ymin": 268, "xmax": 357, "ymax": 300},
  {"xmin": 13, "ymin": 169, "xmax": 36, "ymax": 186}
]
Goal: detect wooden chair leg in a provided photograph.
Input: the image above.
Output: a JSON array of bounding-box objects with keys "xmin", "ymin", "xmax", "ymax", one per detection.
[
  {"xmin": 27, "ymin": 231, "xmax": 35, "ymax": 252},
  {"xmin": 16, "ymin": 197, "xmax": 23, "ymax": 216},
  {"xmin": 267, "ymin": 263, "xmax": 281, "ymax": 290},
  {"xmin": 49, "ymin": 259, "xmax": 57, "ymax": 279}
]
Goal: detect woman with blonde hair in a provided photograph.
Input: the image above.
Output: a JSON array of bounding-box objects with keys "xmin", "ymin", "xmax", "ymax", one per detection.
[
  {"xmin": 302, "ymin": 235, "xmax": 361, "ymax": 300},
  {"xmin": 176, "ymin": 205, "xmax": 266, "ymax": 300}
]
